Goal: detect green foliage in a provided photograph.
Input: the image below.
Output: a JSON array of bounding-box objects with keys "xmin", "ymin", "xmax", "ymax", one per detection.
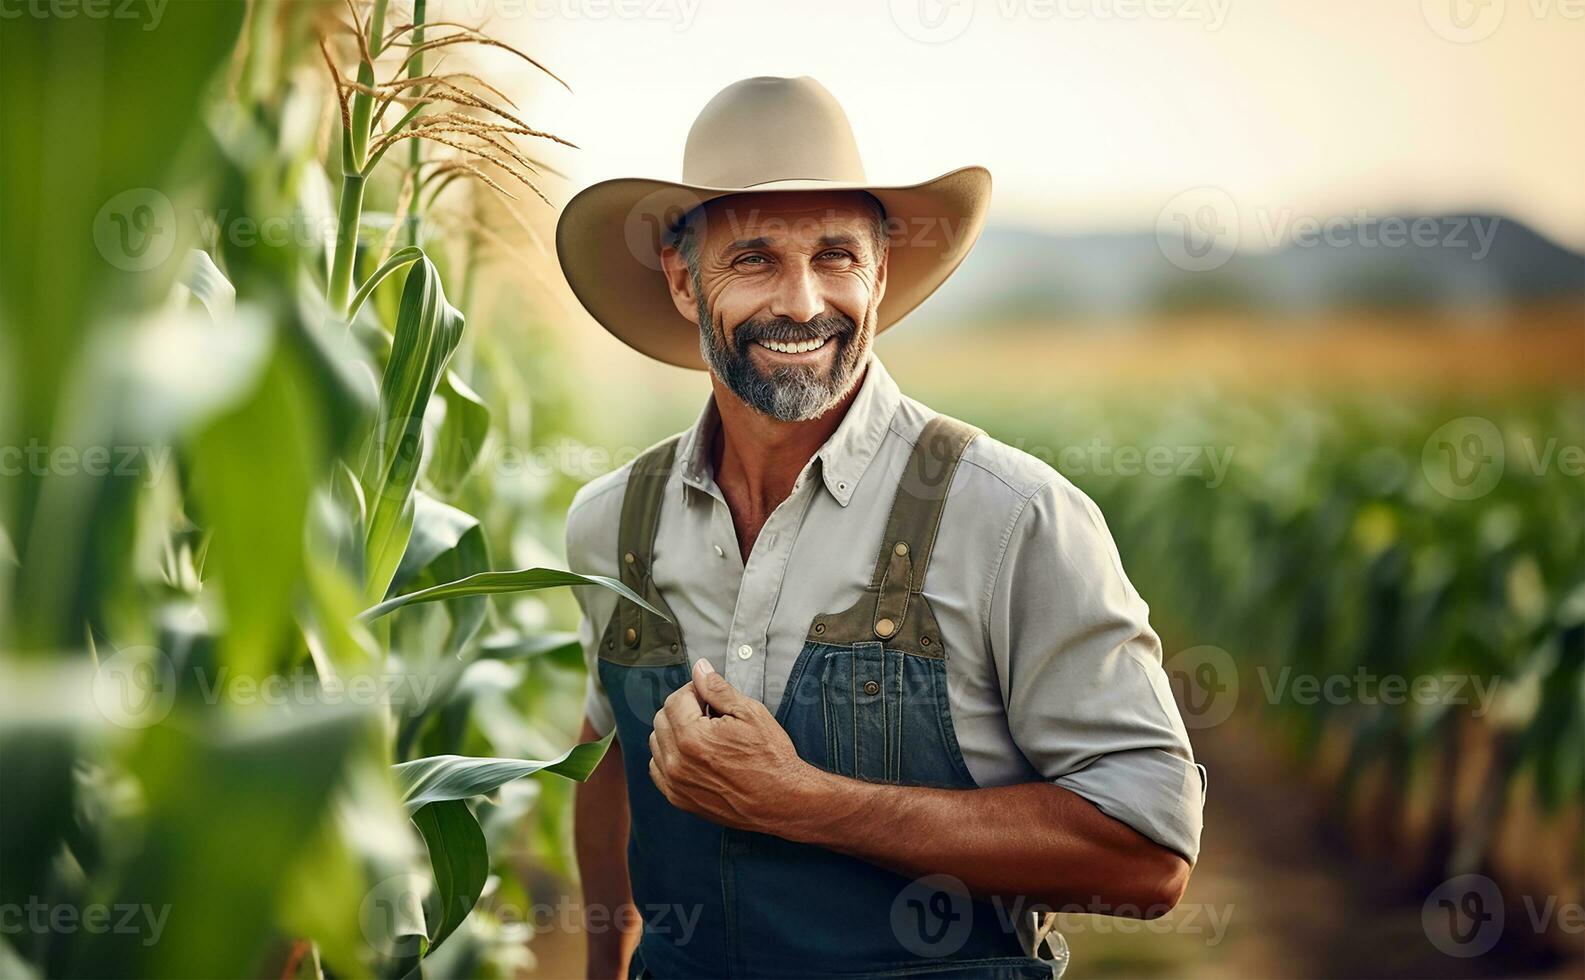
[
  {"xmin": 0, "ymin": 2, "xmax": 604, "ymax": 976},
  {"xmin": 976, "ymin": 385, "xmax": 1585, "ymax": 871}
]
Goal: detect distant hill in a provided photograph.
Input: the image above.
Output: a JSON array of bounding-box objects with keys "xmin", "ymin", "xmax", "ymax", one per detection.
[{"xmin": 911, "ymin": 213, "xmax": 1585, "ymax": 327}]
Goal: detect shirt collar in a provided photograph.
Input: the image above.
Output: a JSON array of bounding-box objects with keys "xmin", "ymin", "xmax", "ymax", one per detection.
[{"xmin": 677, "ymin": 351, "xmax": 901, "ymax": 508}]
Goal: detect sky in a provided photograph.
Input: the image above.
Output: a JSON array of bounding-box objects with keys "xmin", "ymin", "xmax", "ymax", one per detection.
[{"xmin": 462, "ymin": 0, "xmax": 1585, "ymax": 251}]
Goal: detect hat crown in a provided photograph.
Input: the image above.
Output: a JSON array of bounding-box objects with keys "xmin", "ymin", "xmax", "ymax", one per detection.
[{"xmin": 681, "ymin": 76, "xmax": 867, "ymax": 188}]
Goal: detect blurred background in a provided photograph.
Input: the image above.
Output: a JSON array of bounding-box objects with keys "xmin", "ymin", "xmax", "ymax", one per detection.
[{"xmin": 0, "ymin": 1, "xmax": 1579, "ymax": 978}]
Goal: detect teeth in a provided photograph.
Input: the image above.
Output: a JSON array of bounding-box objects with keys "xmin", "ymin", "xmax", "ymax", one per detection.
[{"xmin": 758, "ymin": 337, "xmax": 827, "ymax": 354}]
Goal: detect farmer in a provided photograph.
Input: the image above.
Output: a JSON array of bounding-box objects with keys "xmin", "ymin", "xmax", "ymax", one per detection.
[{"xmin": 557, "ymin": 76, "xmax": 1204, "ymax": 979}]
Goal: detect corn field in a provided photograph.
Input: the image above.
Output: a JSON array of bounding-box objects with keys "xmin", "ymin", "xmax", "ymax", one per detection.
[
  {"xmin": 965, "ymin": 383, "xmax": 1585, "ymax": 903},
  {"xmin": 0, "ymin": 2, "xmax": 627, "ymax": 976}
]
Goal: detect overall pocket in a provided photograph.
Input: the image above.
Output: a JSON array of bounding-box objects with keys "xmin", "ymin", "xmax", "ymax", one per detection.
[
  {"xmin": 822, "ymin": 641, "xmax": 899, "ymax": 782},
  {"xmin": 818, "ymin": 641, "xmax": 976, "ymax": 788}
]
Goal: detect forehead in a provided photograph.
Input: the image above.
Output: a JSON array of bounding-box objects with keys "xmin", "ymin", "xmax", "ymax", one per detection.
[{"xmin": 696, "ymin": 190, "xmax": 879, "ymax": 247}]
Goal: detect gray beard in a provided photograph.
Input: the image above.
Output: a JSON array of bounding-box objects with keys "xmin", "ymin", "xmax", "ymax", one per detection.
[{"xmin": 696, "ymin": 290, "xmax": 870, "ymax": 423}]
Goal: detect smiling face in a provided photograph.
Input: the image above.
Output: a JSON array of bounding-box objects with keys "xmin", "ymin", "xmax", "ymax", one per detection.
[{"xmin": 660, "ymin": 191, "xmax": 890, "ymax": 421}]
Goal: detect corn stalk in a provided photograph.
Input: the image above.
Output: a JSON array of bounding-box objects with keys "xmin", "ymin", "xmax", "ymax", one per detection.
[{"xmin": 321, "ymin": 0, "xmax": 572, "ymax": 318}]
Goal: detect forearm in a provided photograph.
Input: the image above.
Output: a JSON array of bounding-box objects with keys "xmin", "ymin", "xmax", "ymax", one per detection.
[
  {"xmin": 775, "ymin": 768, "xmax": 1190, "ymax": 915},
  {"xmin": 573, "ymin": 717, "xmax": 640, "ymax": 979}
]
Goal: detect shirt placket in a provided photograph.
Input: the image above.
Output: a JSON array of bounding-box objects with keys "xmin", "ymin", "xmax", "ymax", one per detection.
[{"xmin": 720, "ymin": 475, "xmax": 816, "ymax": 702}]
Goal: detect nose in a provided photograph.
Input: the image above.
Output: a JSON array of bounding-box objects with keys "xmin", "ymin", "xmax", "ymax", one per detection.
[{"xmin": 768, "ymin": 261, "xmax": 825, "ymax": 325}]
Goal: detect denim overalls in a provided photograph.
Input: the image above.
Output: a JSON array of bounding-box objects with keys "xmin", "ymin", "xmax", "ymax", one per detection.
[{"xmin": 596, "ymin": 415, "xmax": 1064, "ymax": 979}]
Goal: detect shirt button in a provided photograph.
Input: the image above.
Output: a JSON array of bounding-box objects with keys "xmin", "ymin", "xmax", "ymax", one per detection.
[
  {"xmin": 714, "ymin": 544, "xmax": 725, "ymax": 558},
  {"xmin": 737, "ymin": 644, "xmax": 753, "ymax": 660}
]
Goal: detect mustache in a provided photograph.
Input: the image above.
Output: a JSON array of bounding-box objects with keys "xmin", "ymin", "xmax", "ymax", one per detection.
[{"xmin": 733, "ymin": 313, "xmax": 856, "ymax": 348}]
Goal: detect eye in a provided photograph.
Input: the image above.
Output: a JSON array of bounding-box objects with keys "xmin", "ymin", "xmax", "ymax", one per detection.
[
  {"xmin": 734, "ymin": 253, "xmax": 770, "ymax": 268},
  {"xmin": 817, "ymin": 249, "xmax": 854, "ymax": 262}
]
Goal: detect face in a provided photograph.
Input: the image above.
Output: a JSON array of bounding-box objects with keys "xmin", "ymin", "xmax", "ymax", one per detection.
[{"xmin": 660, "ymin": 191, "xmax": 889, "ymax": 422}]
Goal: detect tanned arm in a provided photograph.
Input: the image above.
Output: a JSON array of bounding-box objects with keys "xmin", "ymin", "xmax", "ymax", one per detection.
[
  {"xmin": 649, "ymin": 661, "xmax": 1190, "ymax": 916},
  {"xmin": 573, "ymin": 717, "xmax": 641, "ymax": 979}
]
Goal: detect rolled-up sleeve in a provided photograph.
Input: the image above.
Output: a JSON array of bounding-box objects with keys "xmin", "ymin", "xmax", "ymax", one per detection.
[{"xmin": 987, "ymin": 478, "xmax": 1205, "ymax": 863}]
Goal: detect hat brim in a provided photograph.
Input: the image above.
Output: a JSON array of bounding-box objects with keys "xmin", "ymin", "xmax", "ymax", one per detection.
[{"xmin": 555, "ymin": 166, "xmax": 992, "ymax": 369}]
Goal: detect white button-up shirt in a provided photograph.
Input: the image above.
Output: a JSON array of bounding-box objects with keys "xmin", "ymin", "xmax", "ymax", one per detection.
[{"xmin": 566, "ymin": 353, "xmax": 1206, "ymax": 861}]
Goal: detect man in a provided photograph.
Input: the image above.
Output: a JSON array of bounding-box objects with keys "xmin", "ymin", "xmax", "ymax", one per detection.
[{"xmin": 557, "ymin": 76, "xmax": 1204, "ymax": 979}]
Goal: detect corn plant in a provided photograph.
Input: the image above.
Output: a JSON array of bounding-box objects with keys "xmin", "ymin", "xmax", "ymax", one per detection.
[
  {"xmin": 970, "ymin": 385, "xmax": 1585, "ymax": 886},
  {"xmin": 0, "ymin": 1, "xmax": 635, "ymax": 976}
]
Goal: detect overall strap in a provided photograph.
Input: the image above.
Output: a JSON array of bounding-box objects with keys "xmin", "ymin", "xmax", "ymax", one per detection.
[
  {"xmin": 866, "ymin": 414, "xmax": 981, "ymax": 642},
  {"xmin": 604, "ymin": 435, "xmax": 685, "ymax": 665}
]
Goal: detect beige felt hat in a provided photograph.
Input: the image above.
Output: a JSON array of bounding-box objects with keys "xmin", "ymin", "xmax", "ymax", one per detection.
[{"xmin": 555, "ymin": 76, "xmax": 992, "ymax": 369}]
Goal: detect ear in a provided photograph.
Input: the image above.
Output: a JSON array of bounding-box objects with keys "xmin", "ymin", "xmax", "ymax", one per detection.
[
  {"xmin": 872, "ymin": 242, "xmax": 889, "ymax": 305},
  {"xmin": 659, "ymin": 246, "xmax": 701, "ymax": 326}
]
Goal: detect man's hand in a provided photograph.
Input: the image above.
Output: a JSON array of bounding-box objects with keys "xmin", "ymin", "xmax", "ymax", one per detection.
[{"xmin": 648, "ymin": 659, "xmax": 816, "ymax": 830}]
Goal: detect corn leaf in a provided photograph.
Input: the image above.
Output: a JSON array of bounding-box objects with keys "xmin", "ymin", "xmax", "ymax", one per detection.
[
  {"xmin": 429, "ymin": 372, "xmax": 491, "ymax": 494},
  {"xmin": 480, "ymin": 630, "xmax": 582, "ymax": 670},
  {"xmin": 360, "ymin": 568, "xmax": 666, "ymax": 622},
  {"xmin": 412, "ymin": 799, "xmax": 488, "ymax": 953},
  {"xmin": 362, "ymin": 254, "xmax": 464, "ymax": 602},
  {"xmin": 393, "ymin": 732, "xmax": 614, "ymax": 814},
  {"xmin": 182, "ymin": 249, "xmax": 236, "ymax": 321}
]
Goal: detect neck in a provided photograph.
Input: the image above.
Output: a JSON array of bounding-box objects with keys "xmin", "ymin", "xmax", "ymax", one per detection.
[{"xmin": 709, "ymin": 364, "xmax": 869, "ymax": 514}]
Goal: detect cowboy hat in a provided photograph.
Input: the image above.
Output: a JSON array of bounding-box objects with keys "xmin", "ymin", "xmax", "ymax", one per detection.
[{"xmin": 555, "ymin": 75, "xmax": 992, "ymax": 369}]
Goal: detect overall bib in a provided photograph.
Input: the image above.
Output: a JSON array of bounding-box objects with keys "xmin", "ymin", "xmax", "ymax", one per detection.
[{"xmin": 597, "ymin": 414, "xmax": 1062, "ymax": 979}]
